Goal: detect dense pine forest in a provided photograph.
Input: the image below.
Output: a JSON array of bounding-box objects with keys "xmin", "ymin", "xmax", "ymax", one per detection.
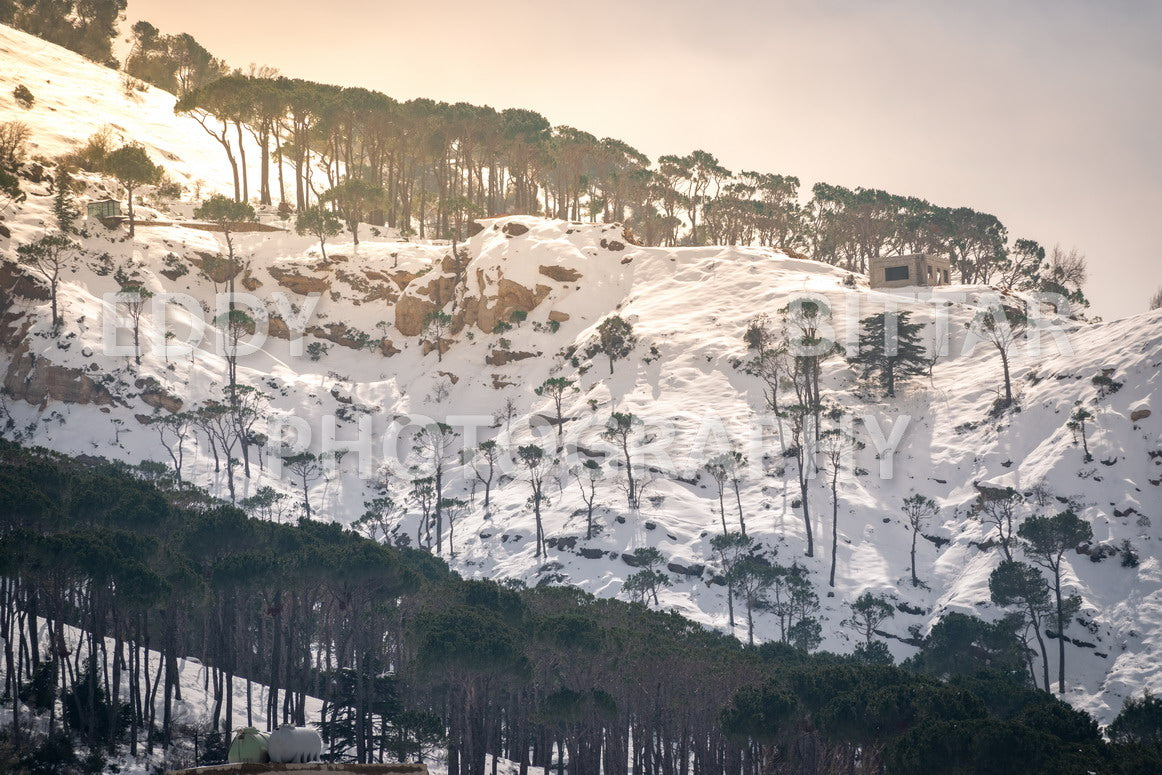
[
  {"xmin": 2, "ymin": 1, "xmax": 1088, "ymax": 307},
  {"xmin": 2, "ymin": 441, "xmax": 1161, "ymax": 774}
]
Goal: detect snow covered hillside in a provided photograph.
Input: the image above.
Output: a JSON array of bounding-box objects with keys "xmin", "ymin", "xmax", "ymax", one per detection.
[{"xmin": 2, "ymin": 22, "xmax": 1160, "ymax": 727}]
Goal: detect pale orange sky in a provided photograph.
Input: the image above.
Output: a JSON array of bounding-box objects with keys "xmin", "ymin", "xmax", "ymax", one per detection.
[{"xmin": 126, "ymin": 0, "xmax": 1162, "ymax": 320}]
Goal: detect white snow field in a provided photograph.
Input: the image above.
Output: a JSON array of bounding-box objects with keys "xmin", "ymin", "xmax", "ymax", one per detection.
[{"xmin": 1, "ymin": 21, "xmax": 1161, "ymax": 733}]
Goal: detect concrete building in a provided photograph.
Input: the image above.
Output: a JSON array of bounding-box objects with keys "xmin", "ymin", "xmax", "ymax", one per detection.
[{"xmin": 869, "ymin": 254, "xmax": 952, "ymax": 289}]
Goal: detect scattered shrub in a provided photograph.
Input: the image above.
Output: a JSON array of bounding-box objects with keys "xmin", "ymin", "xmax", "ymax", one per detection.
[
  {"xmin": 68, "ymin": 127, "xmax": 115, "ymax": 171},
  {"xmin": 13, "ymin": 84, "xmax": 34, "ymax": 108},
  {"xmin": 306, "ymin": 341, "xmax": 330, "ymax": 361},
  {"xmin": 0, "ymin": 121, "xmax": 30, "ymax": 170},
  {"xmin": 1092, "ymin": 373, "xmax": 1123, "ymax": 399}
]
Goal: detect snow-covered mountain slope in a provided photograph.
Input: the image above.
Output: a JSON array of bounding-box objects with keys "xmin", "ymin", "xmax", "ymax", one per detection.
[
  {"xmin": 2, "ymin": 22, "xmax": 1160, "ymax": 726},
  {"xmin": 0, "ymin": 23, "xmax": 250, "ymax": 198}
]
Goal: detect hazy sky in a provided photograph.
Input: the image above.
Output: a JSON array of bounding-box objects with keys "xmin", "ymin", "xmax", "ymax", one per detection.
[{"xmin": 127, "ymin": 0, "xmax": 1161, "ymax": 320}]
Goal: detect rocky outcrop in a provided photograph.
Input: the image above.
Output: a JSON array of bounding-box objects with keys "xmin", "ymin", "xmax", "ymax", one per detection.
[
  {"xmin": 395, "ymin": 294, "xmax": 439, "ymax": 337},
  {"xmin": 539, "ymin": 265, "xmax": 582, "ymax": 283},
  {"xmin": 0, "ymin": 261, "xmax": 51, "ymax": 300},
  {"xmin": 1130, "ymin": 403, "xmax": 1151, "ymax": 422},
  {"xmin": 502, "ymin": 221, "xmax": 529, "ymax": 236},
  {"xmin": 339, "ymin": 269, "xmax": 401, "ymax": 304},
  {"xmin": 189, "ymin": 251, "xmax": 242, "ymax": 284},
  {"xmin": 136, "ymin": 379, "xmax": 183, "ymax": 413},
  {"xmin": 548, "ymin": 310, "xmax": 571, "ymax": 323},
  {"xmin": 485, "ymin": 349, "xmax": 538, "ymax": 366},
  {"xmin": 395, "ymin": 258, "xmax": 461, "ymax": 336},
  {"xmin": 240, "ymin": 271, "xmax": 262, "ymax": 291},
  {"xmin": 269, "ymin": 265, "xmax": 329, "ymax": 295},
  {"xmin": 3, "ymin": 339, "xmax": 113, "ymax": 408},
  {"xmin": 462, "ymin": 278, "xmax": 552, "ymax": 334},
  {"xmin": 307, "ymin": 323, "xmax": 369, "ymax": 351}
]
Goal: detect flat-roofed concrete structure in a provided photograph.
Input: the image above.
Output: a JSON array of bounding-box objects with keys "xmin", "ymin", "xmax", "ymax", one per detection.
[
  {"xmin": 869, "ymin": 254, "xmax": 952, "ymax": 289},
  {"xmin": 165, "ymin": 762, "xmax": 428, "ymax": 775}
]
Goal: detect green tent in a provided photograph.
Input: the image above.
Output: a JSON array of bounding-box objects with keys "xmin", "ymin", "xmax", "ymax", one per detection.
[{"xmin": 227, "ymin": 726, "xmax": 270, "ymax": 763}]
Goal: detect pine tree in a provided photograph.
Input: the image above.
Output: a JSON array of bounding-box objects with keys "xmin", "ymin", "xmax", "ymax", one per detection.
[
  {"xmin": 1018, "ymin": 509, "xmax": 1092, "ymax": 694},
  {"xmin": 589, "ymin": 315, "xmax": 636, "ymax": 374},
  {"xmin": 535, "ymin": 377, "xmax": 577, "ymax": 445},
  {"xmin": 295, "ymin": 205, "xmax": 342, "ymax": 260},
  {"xmin": 105, "ymin": 144, "xmax": 162, "ymax": 237},
  {"xmin": 902, "ymin": 493, "xmax": 938, "ymax": 587},
  {"xmin": 53, "ymin": 165, "xmax": 80, "ymax": 233},
  {"xmin": 16, "ymin": 233, "xmax": 82, "ymax": 331},
  {"xmin": 849, "ymin": 310, "xmax": 928, "ymax": 397}
]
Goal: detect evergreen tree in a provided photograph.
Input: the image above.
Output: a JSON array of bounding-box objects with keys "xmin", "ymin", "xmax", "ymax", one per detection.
[
  {"xmin": 589, "ymin": 315, "xmax": 636, "ymax": 374},
  {"xmin": 104, "ymin": 144, "xmax": 162, "ymax": 237},
  {"xmin": 324, "ymin": 178, "xmax": 385, "ymax": 245},
  {"xmin": 534, "ymin": 377, "xmax": 577, "ymax": 445},
  {"xmin": 16, "ymin": 233, "xmax": 82, "ymax": 331},
  {"xmin": 848, "ymin": 310, "xmax": 928, "ymax": 397},
  {"xmin": 989, "ymin": 559, "xmax": 1053, "ymax": 691},
  {"xmin": 901, "ymin": 493, "xmax": 938, "ymax": 587},
  {"xmin": 53, "ymin": 165, "xmax": 80, "ymax": 233},
  {"xmin": 602, "ymin": 412, "xmax": 641, "ymax": 509},
  {"xmin": 622, "ymin": 548, "xmax": 671, "ymax": 607},
  {"xmin": 295, "ymin": 205, "xmax": 342, "ymax": 260},
  {"xmin": 1108, "ymin": 691, "xmax": 1162, "ymax": 750},
  {"xmin": 517, "ymin": 444, "xmax": 551, "ymax": 557},
  {"xmin": 1066, "ymin": 402, "xmax": 1094, "ymax": 462},
  {"xmin": 845, "ymin": 591, "xmax": 895, "ymax": 646},
  {"xmin": 1018, "ymin": 509, "xmax": 1092, "ymax": 694}
]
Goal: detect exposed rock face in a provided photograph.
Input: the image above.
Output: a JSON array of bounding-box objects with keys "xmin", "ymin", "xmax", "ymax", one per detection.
[
  {"xmin": 502, "ymin": 221, "xmax": 529, "ymax": 236},
  {"xmin": 462, "ymin": 278, "xmax": 552, "ymax": 334},
  {"xmin": 485, "ymin": 349, "xmax": 537, "ymax": 366},
  {"xmin": 0, "ymin": 261, "xmax": 51, "ymax": 300},
  {"xmin": 138, "ymin": 384, "xmax": 183, "ymax": 413},
  {"xmin": 395, "ymin": 293, "xmax": 439, "ymax": 337},
  {"xmin": 189, "ymin": 251, "xmax": 242, "ymax": 284},
  {"xmin": 420, "ymin": 339, "xmax": 450, "ymax": 357},
  {"xmin": 269, "ymin": 265, "xmax": 329, "ymax": 295},
  {"xmin": 3, "ymin": 339, "xmax": 114, "ymax": 408},
  {"xmin": 548, "ymin": 310, "xmax": 570, "ymax": 323},
  {"xmin": 539, "ymin": 265, "xmax": 582, "ymax": 283},
  {"xmin": 974, "ymin": 482, "xmax": 1014, "ymax": 501},
  {"xmin": 467, "ymin": 220, "xmax": 485, "ymax": 236},
  {"xmin": 1131, "ymin": 406, "xmax": 1151, "ymax": 422},
  {"xmin": 307, "ymin": 323, "xmax": 369, "ymax": 351},
  {"xmin": 379, "ymin": 338, "xmax": 400, "ymax": 357},
  {"xmin": 268, "ymin": 315, "xmax": 290, "ymax": 340},
  {"xmin": 348, "ymin": 270, "xmax": 401, "ymax": 304},
  {"xmin": 390, "ymin": 269, "xmax": 420, "ymax": 288},
  {"xmin": 395, "ymin": 257, "xmax": 462, "ymax": 336}
]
